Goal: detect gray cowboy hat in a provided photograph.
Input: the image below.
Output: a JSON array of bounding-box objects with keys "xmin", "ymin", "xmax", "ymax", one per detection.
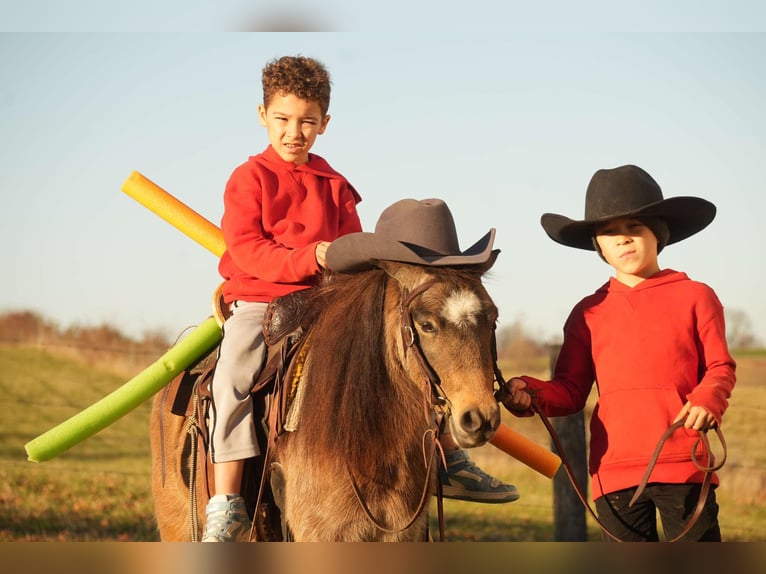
[
  {"xmin": 326, "ymin": 198, "xmax": 498, "ymax": 273},
  {"xmin": 540, "ymin": 164, "xmax": 717, "ymax": 251}
]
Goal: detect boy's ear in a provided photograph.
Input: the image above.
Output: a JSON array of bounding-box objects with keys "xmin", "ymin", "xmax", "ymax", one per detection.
[
  {"xmin": 318, "ymin": 113, "xmax": 331, "ymax": 135},
  {"xmin": 258, "ymin": 104, "xmax": 267, "ymax": 127}
]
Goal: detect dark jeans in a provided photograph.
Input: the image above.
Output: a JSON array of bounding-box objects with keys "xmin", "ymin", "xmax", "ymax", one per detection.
[{"xmin": 594, "ymin": 483, "xmax": 721, "ymax": 542}]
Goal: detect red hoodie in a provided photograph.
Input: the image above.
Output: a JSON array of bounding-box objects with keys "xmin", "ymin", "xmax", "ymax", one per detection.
[
  {"xmin": 519, "ymin": 269, "xmax": 736, "ymax": 499},
  {"xmin": 218, "ymin": 146, "xmax": 362, "ymax": 303}
]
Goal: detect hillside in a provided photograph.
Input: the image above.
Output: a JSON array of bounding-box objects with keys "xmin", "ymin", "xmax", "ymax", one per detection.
[
  {"xmin": 0, "ymin": 346, "xmax": 157, "ymax": 540},
  {"xmin": 1, "ymin": 344, "xmax": 764, "ymax": 541}
]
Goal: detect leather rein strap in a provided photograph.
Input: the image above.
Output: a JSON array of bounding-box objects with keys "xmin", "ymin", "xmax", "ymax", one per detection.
[
  {"xmin": 540, "ymin": 404, "xmax": 726, "ymax": 541},
  {"xmin": 495, "ymin": 376, "xmax": 727, "ymax": 542},
  {"xmin": 628, "ymin": 418, "xmax": 726, "ymax": 542},
  {"xmin": 529, "ymin": 402, "xmax": 625, "ymax": 542},
  {"xmin": 346, "ymin": 278, "xmax": 448, "ymax": 540}
]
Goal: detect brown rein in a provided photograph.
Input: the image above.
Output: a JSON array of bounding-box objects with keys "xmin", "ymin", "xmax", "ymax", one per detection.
[
  {"xmin": 495, "ymin": 376, "xmax": 727, "ymax": 542},
  {"xmin": 628, "ymin": 418, "xmax": 726, "ymax": 541}
]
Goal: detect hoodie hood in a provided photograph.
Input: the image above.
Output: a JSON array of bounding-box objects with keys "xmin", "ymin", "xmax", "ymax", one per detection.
[
  {"xmin": 596, "ymin": 268, "xmax": 689, "ymax": 295},
  {"xmin": 255, "ymin": 145, "xmax": 348, "ymax": 180}
]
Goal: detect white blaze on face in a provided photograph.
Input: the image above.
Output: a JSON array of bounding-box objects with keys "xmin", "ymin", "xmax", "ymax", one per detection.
[{"xmin": 443, "ymin": 289, "xmax": 481, "ymax": 329}]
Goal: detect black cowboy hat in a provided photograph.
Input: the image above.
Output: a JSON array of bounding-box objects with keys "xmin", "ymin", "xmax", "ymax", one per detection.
[
  {"xmin": 326, "ymin": 198, "xmax": 498, "ymax": 273},
  {"xmin": 540, "ymin": 164, "xmax": 717, "ymax": 251}
]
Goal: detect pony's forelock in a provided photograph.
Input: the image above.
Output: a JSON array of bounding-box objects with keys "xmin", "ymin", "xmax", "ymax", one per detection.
[{"xmin": 442, "ymin": 289, "xmax": 482, "ymax": 328}]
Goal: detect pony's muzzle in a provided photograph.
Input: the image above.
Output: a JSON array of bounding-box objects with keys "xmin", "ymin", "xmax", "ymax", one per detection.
[{"xmin": 451, "ymin": 404, "xmax": 501, "ymax": 448}]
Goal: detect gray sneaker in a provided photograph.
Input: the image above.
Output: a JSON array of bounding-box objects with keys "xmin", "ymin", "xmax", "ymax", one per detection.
[
  {"xmin": 202, "ymin": 494, "xmax": 252, "ymax": 542},
  {"xmin": 439, "ymin": 449, "xmax": 520, "ymax": 504}
]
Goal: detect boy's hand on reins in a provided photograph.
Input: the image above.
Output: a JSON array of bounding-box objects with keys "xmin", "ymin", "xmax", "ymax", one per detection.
[
  {"xmin": 497, "ymin": 377, "xmax": 533, "ymax": 414},
  {"xmin": 673, "ymin": 401, "xmax": 717, "ymax": 431}
]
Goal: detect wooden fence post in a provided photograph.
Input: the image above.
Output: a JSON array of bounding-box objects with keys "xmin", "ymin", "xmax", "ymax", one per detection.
[{"xmin": 548, "ymin": 344, "xmax": 588, "ymax": 541}]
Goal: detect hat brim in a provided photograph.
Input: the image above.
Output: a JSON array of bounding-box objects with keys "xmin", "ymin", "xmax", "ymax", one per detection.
[
  {"xmin": 327, "ymin": 228, "xmax": 498, "ymax": 273},
  {"xmin": 541, "ymin": 196, "xmax": 716, "ymax": 251}
]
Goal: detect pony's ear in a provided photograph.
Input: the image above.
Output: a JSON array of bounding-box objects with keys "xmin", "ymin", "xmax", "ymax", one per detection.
[{"xmin": 376, "ymin": 260, "xmax": 430, "ymax": 290}]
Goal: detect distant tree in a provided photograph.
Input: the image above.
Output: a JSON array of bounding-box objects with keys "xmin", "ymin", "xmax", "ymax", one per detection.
[
  {"xmin": 0, "ymin": 308, "xmax": 172, "ymax": 375},
  {"xmin": 0, "ymin": 310, "xmax": 58, "ymax": 342},
  {"xmin": 64, "ymin": 323, "xmax": 131, "ymax": 348},
  {"xmin": 496, "ymin": 319, "xmax": 550, "ymax": 372},
  {"xmin": 725, "ymin": 308, "xmax": 762, "ymax": 350},
  {"xmin": 141, "ymin": 328, "xmax": 171, "ymax": 347}
]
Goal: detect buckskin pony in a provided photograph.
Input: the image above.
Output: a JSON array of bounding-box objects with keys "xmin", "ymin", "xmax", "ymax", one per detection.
[
  {"xmin": 149, "ymin": 257, "xmax": 502, "ymax": 541},
  {"xmin": 151, "ymin": 197, "xmax": 505, "ymax": 541}
]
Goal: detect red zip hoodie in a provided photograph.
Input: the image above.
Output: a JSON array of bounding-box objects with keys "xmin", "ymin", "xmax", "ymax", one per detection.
[
  {"xmin": 519, "ymin": 269, "xmax": 736, "ymax": 499},
  {"xmin": 218, "ymin": 146, "xmax": 362, "ymax": 303}
]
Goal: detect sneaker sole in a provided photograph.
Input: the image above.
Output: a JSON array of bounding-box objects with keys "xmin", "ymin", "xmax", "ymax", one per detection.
[{"xmin": 440, "ymin": 485, "xmax": 520, "ymax": 504}]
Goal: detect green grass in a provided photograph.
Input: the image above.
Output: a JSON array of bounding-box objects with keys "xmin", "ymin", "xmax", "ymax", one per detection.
[
  {"xmin": 1, "ymin": 345, "xmax": 764, "ymax": 541},
  {"xmin": 0, "ymin": 346, "xmax": 158, "ymax": 541}
]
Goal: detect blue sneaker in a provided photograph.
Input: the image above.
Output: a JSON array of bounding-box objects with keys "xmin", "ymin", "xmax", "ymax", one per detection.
[
  {"xmin": 439, "ymin": 449, "xmax": 520, "ymax": 504},
  {"xmin": 202, "ymin": 494, "xmax": 252, "ymax": 542}
]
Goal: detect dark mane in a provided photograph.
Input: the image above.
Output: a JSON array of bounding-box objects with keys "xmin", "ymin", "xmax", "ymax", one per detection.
[{"xmin": 296, "ymin": 270, "xmax": 423, "ymax": 477}]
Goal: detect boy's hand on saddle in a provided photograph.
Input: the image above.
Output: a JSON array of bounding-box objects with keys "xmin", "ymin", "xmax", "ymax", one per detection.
[
  {"xmin": 497, "ymin": 377, "xmax": 533, "ymax": 415},
  {"xmin": 673, "ymin": 401, "xmax": 717, "ymax": 431}
]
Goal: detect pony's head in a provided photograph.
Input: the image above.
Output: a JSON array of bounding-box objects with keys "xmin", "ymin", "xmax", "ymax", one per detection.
[{"xmin": 379, "ymin": 258, "xmax": 501, "ymax": 448}]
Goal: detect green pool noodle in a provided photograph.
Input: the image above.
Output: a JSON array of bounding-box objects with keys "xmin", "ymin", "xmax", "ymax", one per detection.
[{"xmin": 24, "ymin": 316, "xmax": 222, "ymax": 462}]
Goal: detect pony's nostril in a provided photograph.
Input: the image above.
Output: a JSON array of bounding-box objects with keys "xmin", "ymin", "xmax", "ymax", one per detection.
[
  {"xmin": 459, "ymin": 410, "xmax": 484, "ymax": 434},
  {"xmin": 459, "ymin": 407, "xmax": 500, "ymax": 436}
]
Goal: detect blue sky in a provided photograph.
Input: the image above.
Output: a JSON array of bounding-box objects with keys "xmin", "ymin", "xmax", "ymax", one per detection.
[
  {"xmin": 2, "ymin": 2, "xmax": 766, "ymax": 32},
  {"xmin": 1, "ymin": 32, "xmax": 765, "ymax": 345}
]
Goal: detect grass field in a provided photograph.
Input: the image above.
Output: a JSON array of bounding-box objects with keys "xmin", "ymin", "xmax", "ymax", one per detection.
[{"xmin": 1, "ymin": 344, "xmax": 764, "ymax": 542}]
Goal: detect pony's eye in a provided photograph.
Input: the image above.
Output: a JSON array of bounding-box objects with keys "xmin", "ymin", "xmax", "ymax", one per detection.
[{"xmin": 419, "ymin": 321, "xmax": 435, "ymax": 334}]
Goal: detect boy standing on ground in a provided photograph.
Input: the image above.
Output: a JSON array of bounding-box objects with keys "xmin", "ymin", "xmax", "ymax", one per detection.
[{"xmin": 500, "ymin": 164, "xmax": 735, "ymax": 541}]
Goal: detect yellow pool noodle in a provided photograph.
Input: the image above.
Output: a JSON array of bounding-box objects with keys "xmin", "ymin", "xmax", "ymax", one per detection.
[
  {"xmin": 124, "ymin": 171, "xmax": 561, "ymax": 478},
  {"xmin": 24, "ymin": 317, "xmax": 222, "ymax": 462},
  {"xmin": 25, "ymin": 174, "xmax": 230, "ymax": 463},
  {"xmin": 489, "ymin": 422, "xmax": 561, "ymax": 478},
  {"xmin": 122, "ymin": 171, "xmax": 226, "ymax": 258},
  {"xmin": 29, "ymin": 170, "xmax": 557, "ymax": 479}
]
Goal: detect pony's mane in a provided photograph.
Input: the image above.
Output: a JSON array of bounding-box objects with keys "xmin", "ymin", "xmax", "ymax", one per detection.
[
  {"xmin": 296, "ymin": 270, "xmax": 426, "ymax": 474},
  {"xmin": 292, "ymin": 265, "xmax": 495, "ymax": 477}
]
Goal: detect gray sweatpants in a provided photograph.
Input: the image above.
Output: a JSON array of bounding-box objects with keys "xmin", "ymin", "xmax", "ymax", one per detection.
[{"xmin": 208, "ymin": 300, "xmax": 268, "ymax": 463}]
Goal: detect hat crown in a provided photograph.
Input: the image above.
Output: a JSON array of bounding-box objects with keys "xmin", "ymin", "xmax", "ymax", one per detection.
[
  {"xmin": 326, "ymin": 197, "xmax": 496, "ymax": 273},
  {"xmin": 539, "ymin": 163, "xmax": 716, "ymax": 252},
  {"xmin": 584, "ymin": 164, "xmax": 664, "ymax": 221},
  {"xmin": 375, "ymin": 198, "xmax": 461, "ymax": 256}
]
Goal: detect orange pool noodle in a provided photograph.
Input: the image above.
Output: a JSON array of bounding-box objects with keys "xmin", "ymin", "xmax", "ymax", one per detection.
[
  {"xmin": 122, "ymin": 171, "xmax": 226, "ymax": 258},
  {"xmin": 489, "ymin": 422, "xmax": 561, "ymax": 478}
]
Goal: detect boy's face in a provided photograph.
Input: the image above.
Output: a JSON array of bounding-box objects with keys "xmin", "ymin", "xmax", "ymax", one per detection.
[
  {"xmin": 258, "ymin": 93, "xmax": 330, "ymax": 165},
  {"xmin": 594, "ymin": 217, "xmax": 661, "ymax": 286}
]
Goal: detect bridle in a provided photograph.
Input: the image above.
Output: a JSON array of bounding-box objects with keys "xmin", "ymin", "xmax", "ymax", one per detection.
[
  {"xmin": 347, "ymin": 277, "xmax": 453, "ymax": 540},
  {"xmin": 495, "ymin": 375, "xmax": 727, "ymax": 542},
  {"xmin": 398, "ymin": 279, "xmax": 450, "ymax": 411}
]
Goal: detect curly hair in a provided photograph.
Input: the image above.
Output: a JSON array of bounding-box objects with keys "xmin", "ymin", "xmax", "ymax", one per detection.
[{"xmin": 262, "ymin": 55, "xmax": 332, "ymax": 116}]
